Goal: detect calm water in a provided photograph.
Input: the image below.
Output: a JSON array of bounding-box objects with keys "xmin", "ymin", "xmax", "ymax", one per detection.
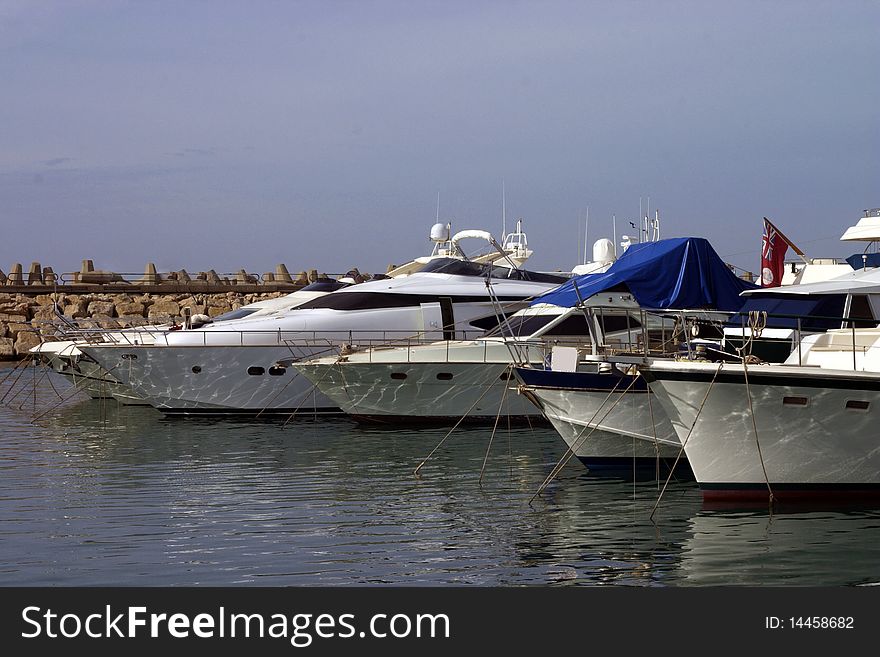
[{"xmin": 1, "ymin": 366, "xmax": 879, "ymax": 586}]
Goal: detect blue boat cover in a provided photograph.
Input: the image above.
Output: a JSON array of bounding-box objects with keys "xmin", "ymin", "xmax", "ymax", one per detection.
[
  {"xmin": 845, "ymin": 253, "xmax": 880, "ymax": 269},
  {"xmin": 532, "ymin": 237, "xmax": 758, "ymax": 310}
]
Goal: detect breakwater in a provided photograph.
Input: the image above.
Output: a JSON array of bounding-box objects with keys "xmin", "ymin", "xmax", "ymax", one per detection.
[
  {"xmin": 0, "ymin": 259, "xmax": 376, "ymax": 360},
  {"xmin": 0, "ymin": 290, "xmax": 292, "ymax": 359}
]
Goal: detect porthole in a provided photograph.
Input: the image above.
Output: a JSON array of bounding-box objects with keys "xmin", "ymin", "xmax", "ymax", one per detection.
[
  {"xmin": 436, "ymin": 372, "xmax": 453, "ymax": 381},
  {"xmin": 782, "ymin": 396, "xmax": 808, "ymax": 406},
  {"xmin": 247, "ymin": 366, "xmax": 265, "ymax": 376},
  {"xmin": 390, "ymin": 372, "xmax": 407, "ymax": 380},
  {"xmin": 846, "ymin": 400, "xmax": 870, "ymax": 411},
  {"xmin": 498, "ymin": 371, "xmax": 513, "ymax": 381},
  {"xmin": 191, "ymin": 366, "xmax": 202, "ymax": 374},
  {"xmin": 268, "ymin": 366, "xmax": 286, "ymax": 376}
]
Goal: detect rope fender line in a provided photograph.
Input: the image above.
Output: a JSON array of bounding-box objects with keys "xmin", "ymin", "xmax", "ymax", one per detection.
[
  {"xmin": 413, "ymin": 376, "xmax": 500, "ymax": 477},
  {"xmin": 529, "ymin": 368, "xmax": 642, "ymax": 505},
  {"xmin": 742, "ymin": 358, "xmax": 774, "ymax": 507},
  {"xmin": 650, "ymin": 360, "xmax": 724, "ymax": 522},
  {"xmin": 479, "ymin": 364, "xmax": 513, "ymax": 485}
]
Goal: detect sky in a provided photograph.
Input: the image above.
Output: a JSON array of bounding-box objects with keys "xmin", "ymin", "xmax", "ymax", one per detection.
[{"xmin": 1, "ymin": 0, "xmax": 878, "ymax": 280}]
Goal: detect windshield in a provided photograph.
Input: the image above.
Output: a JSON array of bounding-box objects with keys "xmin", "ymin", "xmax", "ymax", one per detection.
[
  {"xmin": 209, "ymin": 307, "xmax": 260, "ymax": 322},
  {"xmin": 417, "ymin": 258, "xmax": 568, "ymax": 284},
  {"xmin": 300, "ymin": 279, "xmax": 351, "ymax": 292}
]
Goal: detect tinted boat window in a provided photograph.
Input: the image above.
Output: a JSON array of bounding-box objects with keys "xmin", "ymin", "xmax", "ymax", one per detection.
[
  {"xmin": 483, "ymin": 313, "xmax": 604, "ymax": 337},
  {"xmin": 211, "ymin": 307, "xmax": 259, "ymax": 322},
  {"xmin": 416, "ymin": 258, "xmax": 569, "ymax": 284},
  {"xmin": 295, "ymin": 291, "xmax": 528, "ymax": 311},
  {"xmin": 300, "ymin": 279, "xmax": 351, "ymax": 293}
]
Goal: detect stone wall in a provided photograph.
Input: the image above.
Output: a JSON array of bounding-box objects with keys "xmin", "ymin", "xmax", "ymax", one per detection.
[{"xmin": 0, "ymin": 291, "xmax": 288, "ymax": 360}]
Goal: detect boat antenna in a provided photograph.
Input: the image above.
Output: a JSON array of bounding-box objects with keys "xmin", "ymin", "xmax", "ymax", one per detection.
[
  {"xmin": 583, "ymin": 206, "xmax": 590, "ymax": 265},
  {"xmin": 577, "ymin": 211, "xmax": 582, "ymax": 267},
  {"xmin": 612, "ymin": 214, "xmax": 617, "ymax": 256},
  {"xmin": 436, "ymin": 192, "xmax": 440, "ymax": 223},
  {"xmin": 501, "ymin": 180, "xmax": 506, "ymax": 242}
]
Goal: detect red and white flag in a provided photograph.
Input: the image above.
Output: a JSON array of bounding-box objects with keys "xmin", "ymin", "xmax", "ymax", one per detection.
[{"xmin": 761, "ymin": 218, "xmax": 804, "ymax": 287}]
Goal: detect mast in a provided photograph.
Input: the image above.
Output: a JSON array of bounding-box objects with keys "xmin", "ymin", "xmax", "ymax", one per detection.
[
  {"xmin": 612, "ymin": 214, "xmax": 617, "ymax": 256},
  {"xmin": 501, "ymin": 180, "xmax": 506, "ymax": 242},
  {"xmin": 583, "ymin": 206, "xmax": 590, "ymax": 265}
]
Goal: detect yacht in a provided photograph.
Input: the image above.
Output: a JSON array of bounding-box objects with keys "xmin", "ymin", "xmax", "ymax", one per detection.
[
  {"xmin": 290, "ymin": 237, "xmax": 630, "ymax": 423},
  {"xmin": 32, "ymin": 221, "xmax": 530, "ymax": 404},
  {"xmin": 30, "ymin": 277, "xmax": 353, "ymax": 403},
  {"xmin": 641, "ymin": 331, "xmax": 880, "ymax": 503},
  {"xmin": 639, "ymin": 267, "xmax": 880, "ymax": 502},
  {"xmin": 511, "ymin": 236, "xmax": 756, "ymax": 470},
  {"xmin": 78, "ymin": 253, "xmax": 569, "ymax": 416},
  {"xmin": 513, "ymin": 210, "xmax": 880, "ymax": 473}
]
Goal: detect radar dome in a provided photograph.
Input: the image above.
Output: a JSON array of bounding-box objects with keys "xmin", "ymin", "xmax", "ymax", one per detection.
[
  {"xmin": 592, "ymin": 238, "xmax": 615, "ymax": 264},
  {"xmin": 430, "ymin": 223, "xmax": 449, "ymax": 242}
]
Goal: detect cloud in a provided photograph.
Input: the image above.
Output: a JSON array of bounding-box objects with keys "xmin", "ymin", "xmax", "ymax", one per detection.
[
  {"xmin": 166, "ymin": 147, "xmax": 217, "ymax": 158},
  {"xmin": 42, "ymin": 157, "xmax": 74, "ymax": 167}
]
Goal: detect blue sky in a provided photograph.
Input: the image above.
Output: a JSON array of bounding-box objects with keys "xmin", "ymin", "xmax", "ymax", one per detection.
[{"xmin": 1, "ymin": 0, "xmax": 878, "ymax": 279}]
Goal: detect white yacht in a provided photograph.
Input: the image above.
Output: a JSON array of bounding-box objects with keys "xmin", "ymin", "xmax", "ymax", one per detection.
[
  {"xmin": 32, "ymin": 221, "xmax": 530, "ymax": 404},
  {"xmin": 642, "ymin": 326, "xmax": 880, "ymax": 503},
  {"xmin": 289, "ymin": 236, "xmax": 627, "ymax": 422},
  {"xmin": 510, "ymin": 236, "xmax": 756, "ymax": 471},
  {"xmin": 78, "ymin": 253, "xmax": 569, "ymax": 416},
  {"xmin": 514, "ymin": 210, "xmax": 880, "ymax": 474},
  {"xmin": 30, "ymin": 277, "xmax": 353, "ymax": 403}
]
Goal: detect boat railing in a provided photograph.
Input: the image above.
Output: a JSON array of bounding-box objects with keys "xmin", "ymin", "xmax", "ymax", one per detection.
[
  {"xmin": 39, "ymin": 327, "xmax": 487, "ymax": 349},
  {"xmin": 570, "ymin": 307, "xmax": 880, "ymax": 372},
  {"xmin": 348, "ymin": 336, "xmax": 595, "ymax": 366},
  {"xmin": 725, "ymin": 310, "xmax": 879, "ymax": 370}
]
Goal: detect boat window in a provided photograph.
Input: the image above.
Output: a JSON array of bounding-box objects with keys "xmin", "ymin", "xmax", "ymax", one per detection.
[
  {"xmin": 483, "ymin": 313, "xmax": 612, "ymax": 337},
  {"xmin": 390, "ymin": 372, "xmax": 407, "ymax": 380},
  {"xmin": 296, "ymin": 291, "xmax": 528, "ymax": 312},
  {"xmin": 416, "ymin": 258, "xmax": 569, "ymax": 283},
  {"xmin": 782, "ymin": 396, "xmax": 808, "ymax": 406},
  {"xmin": 247, "ymin": 366, "xmax": 265, "ymax": 376},
  {"xmin": 846, "ymin": 400, "xmax": 869, "ymax": 411},
  {"xmin": 299, "ymin": 279, "xmax": 351, "ymax": 293},
  {"xmin": 436, "ymin": 372, "xmax": 454, "ymax": 380},
  {"xmin": 847, "ymin": 295, "xmax": 875, "ymax": 328},
  {"xmin": 268, "ymin": 366, "xmax": 286, "ymax": 376},
  {"xmin": 211, "ymin": 307, "xmax": 259, "ymax": 322},
  {"xmin": 729, "ymin": 294, "xmax": 847, "ymax": 331},
  {"xmin": 191, "ymin": 366, "xmax": 202, "ymax": 374}
]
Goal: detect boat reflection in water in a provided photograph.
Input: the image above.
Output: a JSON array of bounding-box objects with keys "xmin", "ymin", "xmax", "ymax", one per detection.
[
  {"xmin": 676, "ymin": 509, "xmax": 880, "ymax": 586},
  {"xmin": 3, "ymin": 371, "xmax": 879, "ymax": 586}
]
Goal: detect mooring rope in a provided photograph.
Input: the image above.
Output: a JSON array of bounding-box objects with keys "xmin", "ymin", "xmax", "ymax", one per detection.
[
  {"xmin": 479, "ymin": 365, "xmax": 513, "ymax": 485},
  {"xmin": 413, "ymin": 380, "xmax": 498, "ymax": 476},
  {"xmin": 742, "ymin": 358, "xmax": 774, "ymax": 506},
  {"xmin": 280, "ymin": 355, "xmax": 344, "ymax": 428},
  {"xmin": 30, "ymin": 361, "xmax": 123, "ymax": 422},
  {"xmin": 650, "ymin": 361, "xmax": 723, "ymax": 521},
  {"xmin": 528, "ymin": 371, "xmax": 641, "ymax": 505},
  {"xmin": 0, "ymin": 356, "xmax": 32, "ymax": 404}
]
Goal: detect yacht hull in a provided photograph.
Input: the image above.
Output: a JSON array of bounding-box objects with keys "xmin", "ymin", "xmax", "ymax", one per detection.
[
  {"xmin": 294, "ymin": 340, "xmax": 542, "ymax": 423},
  {"xmin": 80, "ymin": 344, "xmax": 340, "ymax": 416},
  {"xmin": 644, "ymin": 361, "xmax": 880, "ymax": 501},
  {"xmin": 514, "ymin": 367, "xmax": 684, "ymax": 472}
]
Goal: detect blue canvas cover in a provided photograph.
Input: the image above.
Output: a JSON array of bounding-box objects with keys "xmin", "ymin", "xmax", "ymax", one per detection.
[{"xmin": 533, "ymin": 237, "xmax": 758, "ymax": 311}]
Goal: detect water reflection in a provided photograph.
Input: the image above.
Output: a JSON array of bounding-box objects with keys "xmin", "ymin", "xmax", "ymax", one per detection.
[{"xmin": 1, "ymin": 368, "xmax": 879, "ymax": 586}]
